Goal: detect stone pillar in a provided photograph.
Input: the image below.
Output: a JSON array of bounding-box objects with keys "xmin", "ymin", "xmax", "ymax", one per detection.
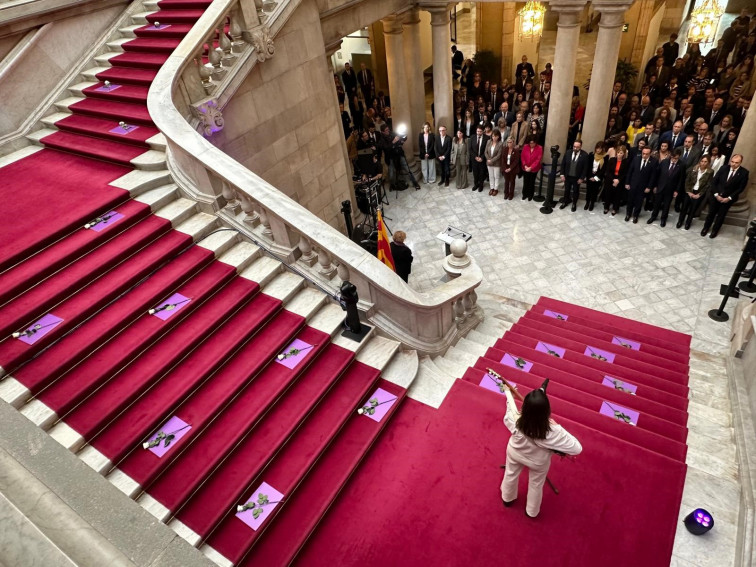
[
  {"xmin": 544, "ymin": 4, "xmax": 583, "ymax": 153},
  {"xmin": 500, "ymin": 3, "xmax": 517, "ymax": 85},
  {"xmin": 732, "ymin": 104, "xmax": 756, "ymax": 205},
  {"xmin": 425, "ymin": 3, "xmax": 455, "ymax": 131},
  {"xmin": 581, "ymin": 5, "xmax": 628, "ymax": 151},
  {"xmin": 383, "ymin": 14, "xmax": 416, "ymax": 168},
  {"xmin": 403, "ymin": 8, "xmax": 426, "ymax": 159}
]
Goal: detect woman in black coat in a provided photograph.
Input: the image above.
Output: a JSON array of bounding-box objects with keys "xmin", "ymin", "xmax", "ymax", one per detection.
[
  {"xmin": 390, "ymin": 231, "xmax": 413, "ymax": 283},
  {"xmin": 585, "ymin": 142, "xmax": 607, "ymax": 211},
  {"xmin": 602, "ymin": 145, "xmax": 630, "ymax": 216}
]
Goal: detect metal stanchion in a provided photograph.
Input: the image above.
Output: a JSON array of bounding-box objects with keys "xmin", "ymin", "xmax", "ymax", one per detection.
[{"xmin": 709, "ymin": 221, "xmax": 756, "ymax": 322}]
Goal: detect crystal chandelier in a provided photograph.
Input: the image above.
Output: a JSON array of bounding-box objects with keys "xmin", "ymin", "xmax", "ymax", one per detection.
[
  {"xmin": 687, "ymin": 0, "xmax": 723, "ymax": 46},
  {"xmin": 519, "ymin": 1, "xmax": 546, "ymax": 40}
]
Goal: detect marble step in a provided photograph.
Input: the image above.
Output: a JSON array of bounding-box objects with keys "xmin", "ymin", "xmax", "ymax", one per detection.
[
  {"xmin": 239, "ymin": 256, "xmax": 286, "ymax": 290},
  {"xmin": 216, "ymin": 241, "xmax": 261, "ymax": 273},
  {"xmin": 407, "ymin": 358, "xmax": 456, "ymax": 409},
  {"xmin": 465, "ymin": 328, "xmax": 500, "ymax": 349},
  {"xmin": 451, "ymin": 337, "xmax": 489, "ymax": 358},
  {"xmin": 118, "ymin": 25, "xmax": 142, "ymax": 38},
  {"xmin": 154, "ymin": 197, "xmax": 198, "ymax": 227},
  {"xmin": 133, "ymin": 183, "xmax": 179, "ymax": 211},
  {"xmin": 380, "ymin": 349, "xmax": 419, "ymax": 390},
  {"xmin": 174, "ymin": 212, "xmax": 219, "ymax": 241},
  {"xmin": 110, "ymin": 169, "xmax": 172, "ymax": 196},
  {"xmin": 431, "ymin": 356, "xmax": 468, "ymax": 380},
  {"xmin": 195, "ymin": 229, "xmax": 239, "ymax": 258},
  {"xmin": 355, "ymin": 335, "xmax": 401, "ymax": 372},
  {"xmin": 132, "ymin": 150, "xmax": 167, "ymax": 171}
]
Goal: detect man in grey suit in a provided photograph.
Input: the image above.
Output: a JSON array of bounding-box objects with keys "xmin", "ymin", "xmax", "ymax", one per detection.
[{"xmin": 624, "ymin": 147, "xmax": 659, "ymax": 223}]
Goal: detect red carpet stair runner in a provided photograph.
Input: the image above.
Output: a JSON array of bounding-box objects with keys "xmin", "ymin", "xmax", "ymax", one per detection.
[
  {"xmin": 0, "ymin": 1, "xmax": 409, "ymax": 566},
  {"xmin": 288, "ymin": 297, "xmax": 691, "ymax": 566}
]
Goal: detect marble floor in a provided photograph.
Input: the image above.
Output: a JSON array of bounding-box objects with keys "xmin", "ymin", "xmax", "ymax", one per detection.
[{"xmin": 383, "ymin": 175, "xmax": 747, "ymax": 567}]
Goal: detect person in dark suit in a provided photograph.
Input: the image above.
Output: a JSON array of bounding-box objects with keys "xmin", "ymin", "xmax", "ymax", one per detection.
[
  {"xmin": 648, "ymin": 149, "xmax": 684, "ymax": 227},
  {"xmin": 701, "ymin": 155, "xmax": 749, "ymax": 238},
  {"xmin": 390, "ymin": 231, "xmax": 413, "ymax": 283},
  {"xmin": 603, "ymin": 145, "xmax": 630, "ymax": 215},
  {"xmin": 435, "ymin": 125, "xmax": 453, "ymax": 187},
  {"xmin": 418, "ymin": 122, "xmax": 436, "ymax": 184},
  {"xmin": 662, "ymin": 33, "xmax": 679, "ymax": 67},
  {"xmin": 469, "ymin": 125, "xmax": 489, "ymax": 192},
  {"xmin": 585, "ymin": 143, "xmax": 607, "ymax": 211},
  {"xmin": 677, "ymin": 155, "xmax": 713, "ymax": 230},
  {"xmin": 515, "ymin": 55, "xmax": 535, "ymax": 80},
  {"xmin": 559, "ymin": 140, "xmax": 591, "ymax": 211},
  {"xmin": 624, "ymin": 147, "xmax": 659, "ymax": 222},
  {"xmin": 341, "ymin": 63, "xmax": 358, "ymax": 97},
  {"xmin": 357, "ymin": 63, "xmax": 374, "ymax": 102},
  {"xmin": 660, "ymin": 120, "xmax": 686, "ymax": 149}
]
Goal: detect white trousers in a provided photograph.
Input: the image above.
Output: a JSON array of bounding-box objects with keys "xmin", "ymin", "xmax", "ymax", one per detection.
[
  {"xmin": 421, "ymin": 158, "xmax": 436, "ymax": 183},
  {"xmin": 500, "ymin": 444, "xmax": 551, "ymax": 517},
  {"xmin": 487, "ymin": 165, "xmax": 501, "ymax": 190}
]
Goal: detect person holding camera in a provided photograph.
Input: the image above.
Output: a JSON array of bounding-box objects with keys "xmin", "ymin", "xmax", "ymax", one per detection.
[
  {"xmin": 379, "ymin": 124, "xmax": 420, "ymax": 191},
  {"xmin": 498, "ymin": 376, "xmax": 582, "ymax": 518}
]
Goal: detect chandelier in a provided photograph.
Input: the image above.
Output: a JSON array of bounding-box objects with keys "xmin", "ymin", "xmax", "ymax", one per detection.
[
  {"xmin": 519, "ymin": 1, "xmax": 546, "ymax": 40},
  {"xmin": 687, "ymin": 0, "xmax": 723, "ymax": 46}
]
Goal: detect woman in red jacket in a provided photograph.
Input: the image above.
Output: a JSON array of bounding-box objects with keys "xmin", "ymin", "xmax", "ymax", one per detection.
[{"xmin": 520, "ymin": 135, "xmax": 543, "ymax": 201}]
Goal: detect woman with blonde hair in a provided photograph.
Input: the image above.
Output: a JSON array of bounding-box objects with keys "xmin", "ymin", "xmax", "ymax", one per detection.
[
  {"xmin": 501, "ymin": 136, "xmax": 521, "ymax": 200},
  {"xmin": 603, "ymin": 144, "xmax": 630, "ymax": 216},
  {"xmin": 585, "ymin": 142, "xmax": 606, "ymax": 211}
]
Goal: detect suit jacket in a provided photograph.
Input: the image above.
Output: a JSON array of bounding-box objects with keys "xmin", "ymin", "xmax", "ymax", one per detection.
[
  {"xmin": 514, "ymin": 77, "xmax": 530, "ymax": 94},
  {"xmin": 520, "ymin": 144, "xmax": 543, "ymax": 173},
  {"xmin": 501, "ymin": 148, "xmax": 521, "ymax": 175},
  {"xmin": 636, "ymin": 132, "xmax": 659, "ymax": 150},
  {"xmin": 435, "ymin": 135, "xmax": 452, "ymax": 161},
  {"xmin": 419, "ymin": 132, "xmax": 436, "ymax": 159},
  {"xmin": 493, "ymin": 110, "xmax": 516, "ymax": 127},
  {"xmin": 660, "ymin": 130, "xmax": 685, "ymax": 148},
  {"xmin": 654, "ymin": 158, "xmax": 684, "ymax": 194},
  {"xmin": 711, "ymin": 166, "xmax": 750, "ymax": 203},
  {"xmin": 704, "ymin": 108, "xmax": 724, "ymax": 127},
  {"xmin": 684, "ymin": 167, "xmax": 714, "ymax": 196},
  {"xmin": 468, "ymin": 133, "xmax": 490, "ymax": 166},
  {"xmin": 662, "ymin": 41, "xmax": 679, "ymax": 67},
  {"xmin": 586, "ymin": 153, "xmax": 607, "ymax": 183},
  {"xmin": 341, "ymin": 69, "xmax": 357, "ymax": 94},
  {"xmin": 561, "ymin": 149, "xmax": 590, "ymax": 179},
  {"xmin": 681, "ymin": 116, "xmax": 696, "ymax": 134},
  {"xmin": 679, "ymin": 146, "xmax": 701, "ymax": 171},
  {"xmin": 639, "ymin": 106, "xmax": 656, "ymax": 126},
  {"xmin": 511, "ymin": 121, "xmax": 529, "ymax": 148},
  {"xmin": 603, "ymin": 157, "xmax": 630, "ymax": 190},
  {"xmin": 515, "ymin": 62, "xmax": 535, "ymax": 79},
  {"xmin": 390, "ymin": 242, "xmax": 413, "ymax": 280},
  {"xmin": 357, "ymin": 68, "xmax": 374, "ymax": 90},
  {"xmin": 485, "ymin": 139, "xmax": 503, "ymax": 166},
  {"xmin": 625, "ymin": 155, "xmax": 659, "ymax": 192}
]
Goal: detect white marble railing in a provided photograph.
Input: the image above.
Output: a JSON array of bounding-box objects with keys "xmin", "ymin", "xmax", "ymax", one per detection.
[{"xmin": 148, "ymin": 0, "xmax": 483, "ymax": 355}]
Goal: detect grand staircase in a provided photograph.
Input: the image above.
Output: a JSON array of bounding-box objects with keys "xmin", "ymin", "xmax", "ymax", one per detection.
[{"xmin": 0, "ymin": 1, "xmax": 414, "ymax": 565}]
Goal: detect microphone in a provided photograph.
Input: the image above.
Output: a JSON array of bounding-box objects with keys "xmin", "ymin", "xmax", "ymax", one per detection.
[{"xmin": 540, "ymin": 378, "xmax": 550, "ymax": 393}]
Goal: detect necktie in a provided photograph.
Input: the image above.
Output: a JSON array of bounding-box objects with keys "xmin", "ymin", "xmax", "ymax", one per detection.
[
  {"xmin": 672, "ymin": 134, "xmax": 677, "ymax": 146},
  {"xmin": 573, "ymin": 152, "xmax": 578, "ymax": 162},
  {"xmin": 670, "ymin": 162, "xmax": 675, "ymax": 172},
  {"xmin": 478, "ymin": 136, "xmax": 482, "ymax": 153},
  {"xmin": 728, "ymin": 169, "xmax": 735, "ymax": 181},
  {"xmin": 641, "ymin": 159, "xmax": 646, "ymax": 170},
  {"xmin": 684, "ymin": 149, "xmax": 689, "ymax": 160}
]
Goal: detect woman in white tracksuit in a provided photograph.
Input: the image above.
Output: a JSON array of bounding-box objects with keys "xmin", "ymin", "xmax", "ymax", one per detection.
[{"xmin": 499, "ymin": 378, "xmax": 582, "ymax": 518}]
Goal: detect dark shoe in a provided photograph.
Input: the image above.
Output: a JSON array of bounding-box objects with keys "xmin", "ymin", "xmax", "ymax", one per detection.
[
  {"xmin": 632, "ymin": 217, "xmax": 638, "ymax": 224},
  {"xmin": 503, "ymin": 499, "xmax": 516, "ymax": 508},
  {"xmin": 647, "ymin": 217, "xmax": 656, "ymax": 224},
  {"xmin": 660, "ymin": 219, "xmax": 667, "ymax": 227},
  {"xmin": 471, "ymin": 186, "xmax": 477, "ymax": 191},
  {"xmin": 700, "ymin": 228, "xmax": 708, "ymax": 237},
  {"xmin": 478, "ymin": 187, "xmax": 483, "ymax": 192},
  {"xmin": 528, "ymin": 197, "xmax": 532, "ymax": 201},
  {"xmin": 676, "ymin": 220, "xmax": 683, "ymax": 228},
  {"xmin": 604, "ymin": 209, "xmax": 609, "ymax": 215},
  {"xmin": 571, "ymin": 203, "xmax": 577, "ymax": 212},
  {"xmin": 589, "ymin": 203, "xmax": 594, "ymax": 211},
  {"xmin": 624, "ymin": 214, "xmax": 630, "ymax": 222},
  {"xmin": 414, "ymin": 185, "xmax": 420, "ymax": 190},
  {"xmin": 489, "ymin": 189, "xmax": 494, "ymax": 196},
  {"xmin": 521, "ymin": 194, "xmax": 527, "ymax": 200},
  {"xmin": 492, "ymin": 190, "xmax": 499, "ymax": 196},
  {"xmin": 611, "ymin": 210, "xmax": 616, "ymax": 216},
  {"xmin": 438, "ymin": 179, "xmax": 444, "ymax": 185},
  {"xmin": 445, "ymin": 180, "xmax": 449, "ymax": 187},
  {"xmin": 584, "ymin": 202, "xmax": 590, "ymax": 210},
  {"xmin": 709, "ymin": 230, "xmax": 718, "ymax": 239},
  {"xmin": 559, "ymin": 202, "xmax": 568, "ymax": 210},
  {"xmin": 684, "ymin": 220, "xmax": 691, "ymax": 230},
  {"xmin": 674, "ymin": 204, "xmax": 681, "ymax": 212}
]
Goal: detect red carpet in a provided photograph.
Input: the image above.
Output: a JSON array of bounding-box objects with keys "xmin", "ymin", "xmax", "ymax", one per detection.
[
  {"xmin": 0, "ymin": 150, "xmax": 129, "ymax": 271},
  {"xmin": 295, "ymin": 380, "xmax": 686, "ymax": 567}
]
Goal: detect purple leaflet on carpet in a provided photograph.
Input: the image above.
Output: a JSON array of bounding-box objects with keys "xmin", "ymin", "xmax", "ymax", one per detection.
[
  {"xmin": 500, "ymin": 352, "xmax": 533, "ymax": 372},
  {"xmin": 584, "ymin": 346, "xmax": 615, "ymax": 363},
  {"xmin": 14, "ymin": 314, "xmax": 64, "ymax": 345},
  {"xmin": 600, "ymin": 401, "xmax": 639, "ymax": 426},
  {"xmin": 236, "ymin": 482, "xmax": 284, "ymax": 530},
  {"xmin": 602, "ymin": 376, "xmax": 638, "ymax": 395},
  {"xmin": 357, "ymin": 388, "xmax": 397, "ymax": 422},
  {"xmin": 143, "ymin": 416, "xmax": 192, "ymax": 457}
]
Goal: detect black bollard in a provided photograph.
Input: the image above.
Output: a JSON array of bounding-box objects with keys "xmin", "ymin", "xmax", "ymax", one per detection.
[
  {"xmin": 339, "ymin": 281, "xmax": 363, "ymax": 333},
  {"xmin": 540, "ymin": 145, "xmax": 560, "ymax": 215},
  {"xmin": 341, "ymin": 200, "xmax": 354, "ymax": 239}
]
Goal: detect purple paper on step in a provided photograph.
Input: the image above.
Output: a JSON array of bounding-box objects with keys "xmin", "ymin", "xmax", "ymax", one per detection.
[
  {"xmin": 275, "ymin": 338, "xmax": 313, "ymax": 369},
  {"xmin": 500, "ymin": 352, "xmax": 533, "ymax": 372},
  {"xmin": 543, "ymin": 309, "xmax": 569, "ymax": 321},
  {"xmin": 17, "ymin": 314, "xmax": 64, "ymax": 345},
  {"xmin": 146, "ymin": 416, "xmax": 191, "ymax": 457},
  {"xmin": 535, "ymin": 341, "xmax": 566, "ymax": 358},
  {"xmin": 600, "ymin": 401, "xmax": 639, "ymax": 426},
  {"xmin": 95, "ymin": 83, "xmax": 122, "ymax": 92},
  {"xmin": 152, "ymin": 293, "xmax": 191, "ymax": 320},
  {"xmin": 89, "ymin": 211, "xmax": 124, "ymax": 232},
  {"xmin": 359, "ymin": 387, "xmax": 397, "ymax": 422},
  {"xmin": 236, "ymin": 482, "xmax": 284, "ymax": 531},
  {"xmin": 584, "ymin": 345, "xmax": 615, "ymax": 363},
  {"xmin": 612, "ymin": 335, "xmax": 641, "ymax": 350},
  {"xmin": 150, "ymin": 23, "xmax": 171, "ymax": 30},
  {"xmin": 109, "ymin": 124, "xmax": 140, "ymax": 135},
  {"xmin": 602, "ymin": 376, "xmax": 638, "ymax": 395},
  {"xmin": 478, "ymin": 371, "xmax": 515, "ymax": 395}
]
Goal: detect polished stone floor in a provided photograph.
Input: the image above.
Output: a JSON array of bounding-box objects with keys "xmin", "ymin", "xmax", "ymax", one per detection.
[{"xmin": 386, "ymin": 176, "xmax": 744, "ymax": 357}]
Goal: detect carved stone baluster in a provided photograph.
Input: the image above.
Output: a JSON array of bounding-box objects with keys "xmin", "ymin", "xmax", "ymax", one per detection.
[
  {"xmin": 221, "ymin": 182, "xmax": 240, "ymax": 213},
  {"xmin": 218, "ymin": 28, "xmax": 234, "ymax": 64},
  {"xmin": 336, "ymin": 262, "xmax": 349, "ymax": 282},
  {"xmin": 316, "ymin": 248, "xmax": 337, "ymax": 279},
  {"xmin": 297, "ymin": 236, "xmax": 317, "ymax": 267},
  {"xmin": 206, "ymin": 36, "xmax": 224, "ymax": 79},
  {"xmin": 195, "ymin": 55, "xmax": 214, "ymax": 94},
  {"xmin": 240, "ymin": 196, "xmax": 259, "ymax": 227},
  {"xmin": 454, "ymin": 298, "xmax": 465, "ymax": 324},
  {"xmin": 470, "ymin": 289, "xmax": 478, "ymax": 309},
  {"xmin": 257, "ymin": 206, "xmax": 274, "ymax": 239},
  {"xmin": 254, "ymin": 0, "xmax": 267, "ymax": 24},
  {"xmin": 463, "ymin": 292, "xmax": 474, "ymax": 319},
  {"xmin": 229, "ymin": 10, "xmax": 245, "ymax": 53}
]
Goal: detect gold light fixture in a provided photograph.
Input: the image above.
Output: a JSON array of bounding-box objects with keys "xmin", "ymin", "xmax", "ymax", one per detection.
[
  {"xmin": 687, "ymin": 0, "xmax": 723, "ymax": 46},
  {"xmin": 519, "ymin": 1, "xmax": 546, "ymax": 40}
]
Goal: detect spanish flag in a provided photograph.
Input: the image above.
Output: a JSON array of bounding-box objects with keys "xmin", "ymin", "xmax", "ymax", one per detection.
[{"xmin": 376, "ymin": 210, "xmax": 395, "ymax": 271}]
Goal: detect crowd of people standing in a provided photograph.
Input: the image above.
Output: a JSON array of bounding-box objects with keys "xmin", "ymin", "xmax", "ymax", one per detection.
[{"xmin": 334, "ymin": 11, "xmax": 753, "ymax": 239}]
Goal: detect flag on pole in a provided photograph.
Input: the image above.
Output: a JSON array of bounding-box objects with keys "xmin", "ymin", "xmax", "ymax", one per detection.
[{"xmin": 376, "ymin": 210, "xmax": 395, "ymax": 271}]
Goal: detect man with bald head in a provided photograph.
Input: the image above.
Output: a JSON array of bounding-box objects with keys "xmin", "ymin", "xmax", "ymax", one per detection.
[{"xmin": 701, "ymin": 155, "xmax": 749, "ymax": 239}]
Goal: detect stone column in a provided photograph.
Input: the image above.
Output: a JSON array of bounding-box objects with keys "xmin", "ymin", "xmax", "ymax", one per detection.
[
  {"xmin": 500, "ymin": 3, "xmax": 517, "ymax": 85},
  {"xmin": 402, "ymin": 8, "xmax": 426, "ymax": 160},
  {"xmin": 732, "ymin": 104, "xmax": 756, "ymax": 205},
  {"xmin": 544, "ymin": 3, "xmax": 583, "ymax": 153},
  {"xmin": 581, "ymin": 5, "xmax": 628, "ymax": 151},
  {"xmin": 383, "ymin": 14, "xmax": 416, "ymax": 168},
  {"xmin": 425, "ymin": 3, "xmax": 455, "ymax": 132}
]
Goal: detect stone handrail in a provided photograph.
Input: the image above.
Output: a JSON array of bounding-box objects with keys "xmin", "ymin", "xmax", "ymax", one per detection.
[{"xmin": 148, "ymin": 0, "xmax": 483, "ymax": 355}]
